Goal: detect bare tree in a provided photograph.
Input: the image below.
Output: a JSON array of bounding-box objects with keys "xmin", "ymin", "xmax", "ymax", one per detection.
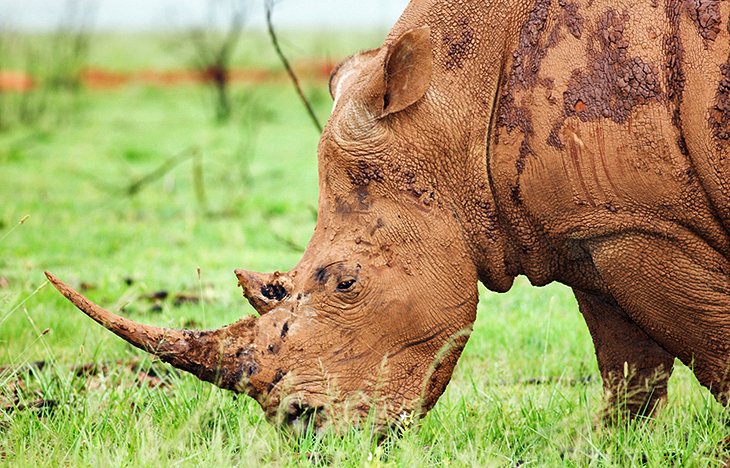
[
  {"xmin": 46, "ymin": 0, "xmax": 96, "ymax": 92},
  {"xmin": 0, "ymin": 0, "xmax": 95, "ymax": 132},
  {"xmin": 187, "ymin": 0, "xmax": 247, "ymax": 123}
]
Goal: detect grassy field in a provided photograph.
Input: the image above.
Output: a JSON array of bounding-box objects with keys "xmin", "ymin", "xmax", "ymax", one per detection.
[{"xmin": 0, "ymin": 31, "xmax": 728, "ymax": 466}]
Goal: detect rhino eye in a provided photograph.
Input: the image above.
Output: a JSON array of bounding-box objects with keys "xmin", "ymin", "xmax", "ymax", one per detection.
[{"xmin": 336, "ymin": 279, "xmax": 356, "ymax": 292}]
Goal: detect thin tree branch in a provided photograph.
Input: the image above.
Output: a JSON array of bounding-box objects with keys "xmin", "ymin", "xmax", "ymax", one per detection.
[
  {"xmin": 124, "ymin": 147, "xmax": 197, "ymax": 196},
  {"xmin": 265, "ymin": 0, "xmax": 323, "ymax": 133},
  {"xmin": 186, "ymin": 1, "xmax": 246, "ymax": 123},
  {"xmin": 222, "ymin": 1, "xmax": 246, "ymax": 57},
  {"xmin": 188, "ymin": 28, "xmax": 213, "ymax": 69}
]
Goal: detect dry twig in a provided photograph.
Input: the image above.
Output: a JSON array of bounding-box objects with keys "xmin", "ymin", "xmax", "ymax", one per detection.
[
  {"xmin": 124, "ymin": 147, "xmax": 197, "ymax": 196},
  {"xmin": 265, "ymin": 0, "xmax": 323, "ymax": 133}
]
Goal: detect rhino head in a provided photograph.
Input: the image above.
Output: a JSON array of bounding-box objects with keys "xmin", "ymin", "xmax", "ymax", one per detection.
[{"xmin": 47, "ymin": 25, "xmax": 511, "ymax": 430}]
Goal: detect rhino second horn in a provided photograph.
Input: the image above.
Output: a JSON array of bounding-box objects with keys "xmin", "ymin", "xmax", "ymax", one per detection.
[
  {"xmin": 45, "ymin": 271, "xmax": 260, "ymax": 393},
  {"xmin": 235, "ymin": 268, "xmax": 290, "ymax": 315}
]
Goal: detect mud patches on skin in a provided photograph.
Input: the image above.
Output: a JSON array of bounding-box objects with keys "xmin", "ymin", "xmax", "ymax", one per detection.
[
  {"xmin": 495, "ymin": 0, "xmax": 551, "ymax": 203},
  {"xmin": 665, "ymin": 0, "xmax": 690, "ymax": 155},
  {"xmin": 559, "ymin": 0, "xmax": 584, "ymax": 40},
  {"xmin": 506, "ymin": 0, "xmax": 552, "ymax": 90},
  {"xmin": 497, "ymin": 92, "xmax": 536, "ymax": 204},
  {"xmin": 395, "ymin": 168, "xmax": 436, "ymax": 206},
  {"xmin": 710, "ymin": 59, "xmax": 730, "ymax": 143},
  {"xmin": 500, "ymin": 0, "xmax": 582, "ymax": 90},
  {"xmin": 347, "ymin": 160, "xmax": 384, "ymax": 186},
  {"xmin": 496, "ymin": 0, "xmax": 587, "ymax": 202},
  {"xmin": 442, "ymin": 17, "xmax": 475, "ymax": 70},
  {"xmin": 345, "ymin": 157, "xmax": 438, "ymax": 210},
  {"xmin": 548, "ymin": 10, "xmax": 662, "ymax": 149},
  {"xmin": 709, "ymin": 21, "xmax": 730, "ymax": 143},
  {"xmin": 680, "ymin": 0, "xmax": 723, "ymax": 149},
  {"xmin": 564, "ymin": 10, "xmax": 661, "ymax": 124},
  {"xmin": 499, "ymin": 98, "xmax": 536, "ymax": 204},
  {"xmin": 683, "ymin": 0, "xmax": 722, "ymax": 42}
]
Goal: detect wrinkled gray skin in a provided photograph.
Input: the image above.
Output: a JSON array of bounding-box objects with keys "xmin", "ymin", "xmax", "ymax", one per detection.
[{"xmin": 49, "ymin": 0, "xmax": 729, "ymax": 431}]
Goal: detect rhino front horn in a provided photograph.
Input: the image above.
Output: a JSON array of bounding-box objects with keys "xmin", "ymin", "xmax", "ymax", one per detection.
[{"xmin": 45, "ymin": 271, "xmax": 261, "ymax": 393}]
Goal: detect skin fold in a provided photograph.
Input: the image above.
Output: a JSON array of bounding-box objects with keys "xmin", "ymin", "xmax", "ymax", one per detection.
[{"xmin": 48, "ymin": 0, "xmax": 729, "ymax": 429}]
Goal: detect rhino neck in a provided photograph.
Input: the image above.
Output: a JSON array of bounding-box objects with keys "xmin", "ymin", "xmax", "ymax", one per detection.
[{"xmin": 383, "ymin": 0, "xmax": 536, "ymax": 292}]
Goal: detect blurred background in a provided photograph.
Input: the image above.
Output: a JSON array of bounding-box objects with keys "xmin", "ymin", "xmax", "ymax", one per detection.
[
  {"xmin": 0, "ymin": 0, "xmax": 411, "ymax": 361},
  {"xmin": 1, "ymin": 0, "xmax": 408, "ymax": 29},
  {"xmin": 0, "ymin": 0, "xmax": 408, "ymax": 128},
  {"xmin": 2, "ymin": 4, "xmax": 726, "ymax": 465}
]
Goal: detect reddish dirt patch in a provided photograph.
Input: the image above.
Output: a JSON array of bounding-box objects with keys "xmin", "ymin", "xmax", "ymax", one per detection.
[
  {"xmin": 80, "ymin": 69, "xmax": 128, "ymax": 89},
  {"xmin": 0, "ymin": 71, "xmax": 34, "ymax": 92},
  {"xmin": 0, "ymin": 59, "xmax": 337, "ymax": 92}
]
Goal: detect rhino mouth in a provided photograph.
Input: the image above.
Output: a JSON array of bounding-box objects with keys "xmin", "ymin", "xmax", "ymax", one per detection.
[{"xmin": 283, "ymin": 401, "xmax": 326, "ymax": 431}]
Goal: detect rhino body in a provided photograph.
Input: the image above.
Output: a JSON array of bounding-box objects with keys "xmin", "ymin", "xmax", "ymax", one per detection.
[{"xmin": 49, "ymin": 0, "xmax": 729, "ymax": 428}]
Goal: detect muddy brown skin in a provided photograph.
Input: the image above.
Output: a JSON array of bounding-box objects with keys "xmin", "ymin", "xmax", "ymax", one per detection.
[{"xmin": 49, "ymin": 0, "xmax": 729, "ymax": 428}]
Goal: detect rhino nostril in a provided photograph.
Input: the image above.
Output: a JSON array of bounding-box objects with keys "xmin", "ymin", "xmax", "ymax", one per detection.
[{"xmin": 261, "ymin": 283, "xmax": 287, "ymax": 301}]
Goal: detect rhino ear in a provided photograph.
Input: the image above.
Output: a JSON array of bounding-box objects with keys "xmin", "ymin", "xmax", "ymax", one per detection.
[
  {"xmin": 329, "ymin": 48, "xmax": 380, "ymax": 106},
  {"xmin": 379, "ymin": 26, "xmax": 433, "ymax": 118}
]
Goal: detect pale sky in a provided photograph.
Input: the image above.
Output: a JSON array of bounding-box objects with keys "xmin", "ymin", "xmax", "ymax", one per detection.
[{"xmin": 0, "ymin": 0, "xmax": 411, "ymax": 30}]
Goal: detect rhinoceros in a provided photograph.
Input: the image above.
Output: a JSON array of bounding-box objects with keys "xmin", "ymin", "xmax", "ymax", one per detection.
[{"xmin": 47, "ymin": 0, "xmax": 729, "ymax": 428}]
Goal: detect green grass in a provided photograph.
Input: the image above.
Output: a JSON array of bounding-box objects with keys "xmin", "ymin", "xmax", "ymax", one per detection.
[
  {"xmin": 0, "ymin": 30, "xmax": 388, "ymax": 72},
  {"xmin": 0, "ymin": 32, "xmax": 728, "ymax": 466}
]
